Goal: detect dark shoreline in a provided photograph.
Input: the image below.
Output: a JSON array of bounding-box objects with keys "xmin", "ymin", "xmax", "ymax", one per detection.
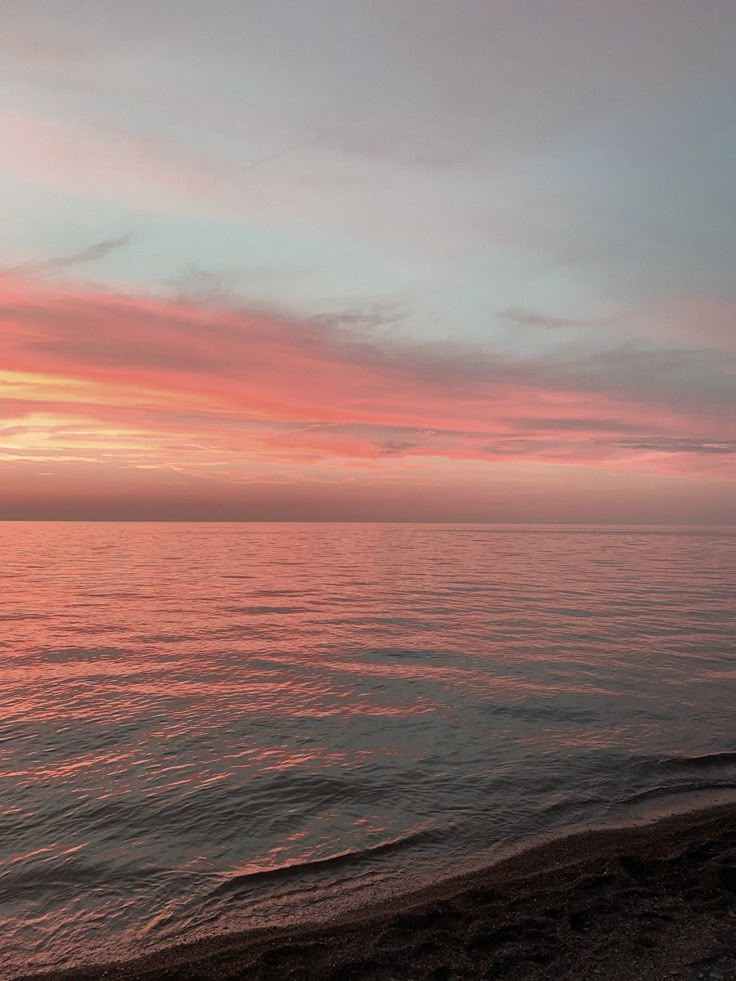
[{"xmin": 19, "ymin": 801, "xmax": 736, "ymax": 981}]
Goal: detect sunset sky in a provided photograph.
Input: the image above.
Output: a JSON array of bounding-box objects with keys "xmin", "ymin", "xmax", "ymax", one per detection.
[{"xmin": 1, "ymin": 0, "xmax": 735, "ymax": 521}]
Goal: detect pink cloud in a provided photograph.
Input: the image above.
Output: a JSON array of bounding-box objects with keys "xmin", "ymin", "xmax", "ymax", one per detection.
[{"xmin": 0, "ymin": 273, "xmax": 735, "ymax": 519}]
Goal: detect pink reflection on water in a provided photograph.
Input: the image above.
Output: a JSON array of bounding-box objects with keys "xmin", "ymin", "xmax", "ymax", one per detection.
[{"xmin": 1, "ymin": 522, "xmax": 735, "ymax": 976}]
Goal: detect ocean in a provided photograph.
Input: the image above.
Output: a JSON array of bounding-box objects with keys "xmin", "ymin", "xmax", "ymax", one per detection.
[{"xmin": 2, "ymin": 522, "xmax": 735, "ymax": 977}]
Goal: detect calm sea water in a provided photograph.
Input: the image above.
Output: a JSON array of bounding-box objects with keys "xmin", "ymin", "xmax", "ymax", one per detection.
[{"xmin": 2, "ymin": 522, "xmax": 735, "ymax": 976}]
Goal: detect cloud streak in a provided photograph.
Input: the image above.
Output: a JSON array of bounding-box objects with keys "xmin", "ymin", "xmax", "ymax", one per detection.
[
  {"xmin": 497, "ymin": 308, "xmax": 593, "ymax": 331},
  {"xmin": 1, "ymin": 274, "xmax": 734, "ymax": 500},
  {"xmin": 2, "ymin": 237, "xmax": 132, "ymax": 280}
]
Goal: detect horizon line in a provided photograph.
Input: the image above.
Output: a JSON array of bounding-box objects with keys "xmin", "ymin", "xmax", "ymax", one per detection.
[{"xmin": 1, "ymin": 518, "xmax": 734, "ymax": 528}]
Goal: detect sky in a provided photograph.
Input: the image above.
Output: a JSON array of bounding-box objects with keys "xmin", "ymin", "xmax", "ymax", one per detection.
[{"xmin": 1, "ymin": 0, "xmax": 735, "ymax": 522}]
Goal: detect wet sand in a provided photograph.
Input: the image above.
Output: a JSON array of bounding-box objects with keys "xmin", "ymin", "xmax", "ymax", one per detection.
[{"xmin": 20, "ymin": 801, "xmax": 736, "ymax": 981}]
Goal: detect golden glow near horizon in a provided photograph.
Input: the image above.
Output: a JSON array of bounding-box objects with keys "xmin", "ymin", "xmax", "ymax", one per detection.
[{"xmin": 1, "ymin": 272, "xmax": 735, "ymax": 521}]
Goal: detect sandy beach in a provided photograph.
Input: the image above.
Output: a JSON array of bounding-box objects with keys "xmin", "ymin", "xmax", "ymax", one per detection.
[{"xmin": 19, "ymin": 800, "xmax": 736, "ymax": 981}]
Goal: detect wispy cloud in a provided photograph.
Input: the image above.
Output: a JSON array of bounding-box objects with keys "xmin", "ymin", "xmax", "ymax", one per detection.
[
  {"xmin": 498, "ymin": 307, "xmax": 593, "ymax": 331},
  {"xmin": 2, "ymin": 237, "xmax": 131, "ymax": 279},
  {"xmin": 1, "ymin": 275, "xmax": 734, "ymax": 495}
]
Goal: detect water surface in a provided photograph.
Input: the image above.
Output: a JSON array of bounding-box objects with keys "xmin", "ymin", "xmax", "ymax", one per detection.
[{"xmin": 1, "ymin": 522, "xmax": 735, "ymax": 976}]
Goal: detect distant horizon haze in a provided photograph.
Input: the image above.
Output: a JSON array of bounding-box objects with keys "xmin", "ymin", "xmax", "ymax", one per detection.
[{"xmin": 2, "ymin": 457, "xmax": 735, "ymax": 523}]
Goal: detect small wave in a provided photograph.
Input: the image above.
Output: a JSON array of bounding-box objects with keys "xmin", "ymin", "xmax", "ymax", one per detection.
[
  {"xmin": 222, "ymin": 605, "xmax": 309, "ymax": 615},
  {"xmin": 0, "ymin": 613, "xmax": 47, "ymax": 622},
  {"xmin": 0, "ymin": 860, "xmax": 186, "ymax": 900},
  {"xmin": 210, "ymin": 828, "xmax": 437, "ymax": 897},
  {"xmin": 656, "ymin": 751, "xmax": 736, "ymax": 772},
  {"xmin": 613, "ymin": 781, "xmax": 736, "ymax": 809},
  {"xmin": 363, "ymin": 647, "xmax": 461, "ymax": 662},
  {"xmin": 482, "ymin": 699, "xmax": 599, "ymax": 725},
  {"xmin": 137, "ymin": 633, "xmax": 198, "ymax": 643},
  {"xmin": 38, "ymin": 646, "xmax": 127, "ymax": 662},
  {"xmin": 250, "ymin": 589, "xmax": 301, "ymax": 597}
]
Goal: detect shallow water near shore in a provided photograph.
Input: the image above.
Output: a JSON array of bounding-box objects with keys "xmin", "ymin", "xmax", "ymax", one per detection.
[{"xmin": 2, "ymin": 522, "xmax": 735, "ymax": 977}]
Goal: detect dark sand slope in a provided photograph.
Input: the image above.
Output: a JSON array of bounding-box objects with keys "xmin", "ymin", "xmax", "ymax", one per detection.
[{"xmin": 21, "ymin": 802, "xmax": 736, "ymax": 981}]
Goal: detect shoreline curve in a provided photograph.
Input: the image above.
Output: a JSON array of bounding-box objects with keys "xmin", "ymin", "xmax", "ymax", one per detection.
[{"xmin": 17, "ymin": 798, "xmax": 736, "ymax": 981}]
